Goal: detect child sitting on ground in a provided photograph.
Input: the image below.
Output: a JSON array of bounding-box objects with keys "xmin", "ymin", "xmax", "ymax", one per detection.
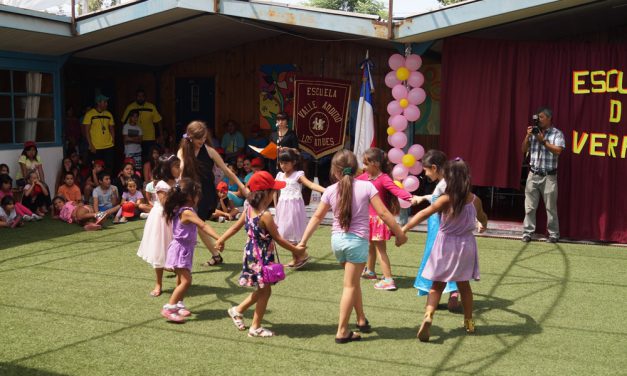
[
  {"xmin": 22, "ymin": 170, "xmax": 51, "ymax": 217},
  {"xmin": 52, "ymin": 195, "xmax": 105, "ymax": 231},
  {"xmin": 57, "ymin": 172, "xmax": 82, "ymax": 203},
  {"xmin": 92, "ymin": 171, "xmax": 120, "ymax": 221},
  {"xmin": 0, "ymin": 196, "xmax": 24, "ymax": 228},
  {"xmin": 0, "ymin": 174, "xmax": 41, "ymax": 221},
  {"xmin": 114, "ymin": 179, "xmax": 144, "ymax": 224},
  {"xmin": 211, "ymin": 181, "xmax": 240, "ymax": 222},
  {"xmin": 83, "ymin": 160, "xmax": 105, "ymax": 203}
]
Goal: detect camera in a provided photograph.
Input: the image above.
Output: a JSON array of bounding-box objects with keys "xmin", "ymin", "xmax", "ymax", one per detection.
[{"xmin": 531, "ymin": 114, "xmax": 541, "ymax": 135}]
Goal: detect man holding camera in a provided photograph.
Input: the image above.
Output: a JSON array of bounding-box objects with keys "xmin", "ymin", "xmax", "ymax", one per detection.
[{"xmin": 521, "ymin": 107, "xmax": 566, "ymax": 243}]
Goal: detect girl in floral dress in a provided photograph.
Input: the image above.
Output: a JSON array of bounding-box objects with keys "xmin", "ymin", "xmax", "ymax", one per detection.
[{"xmin": 216, "ymin": 171, "xmax": 305, "ymax": 337}]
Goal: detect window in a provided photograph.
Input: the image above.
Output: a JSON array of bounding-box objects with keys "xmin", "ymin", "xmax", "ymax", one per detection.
[{"xmin": 0, "ymin": 69, "xmax": 55, "ymax": 145}]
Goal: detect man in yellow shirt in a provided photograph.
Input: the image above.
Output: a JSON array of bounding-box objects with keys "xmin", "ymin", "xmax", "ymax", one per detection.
[
  {"xmin": 83, "ymin": 94, "xmax": 115, "ymax": 170},
  {"xmin": 121, "ymin": 89, "xmax": 162, "ymax": 161}
]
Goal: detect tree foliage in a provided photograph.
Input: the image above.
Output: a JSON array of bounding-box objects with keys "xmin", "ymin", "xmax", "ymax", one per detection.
[
  {"xmin": 305, "ymin": 0, "xmax": 387, "ymax": 18},
  {"xmin": 438, "ymin": 0, "xmax": 466, "ymax": 5}
]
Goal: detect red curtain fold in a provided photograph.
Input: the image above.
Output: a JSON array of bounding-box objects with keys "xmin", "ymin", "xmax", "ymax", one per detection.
[{"xmin": 441, "ymin": 37, "xmax": 627, "ymax": 243}]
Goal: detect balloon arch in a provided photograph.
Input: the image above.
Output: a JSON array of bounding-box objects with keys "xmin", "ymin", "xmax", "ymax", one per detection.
[{"xmin": 385, "ymin": 53, "xmax": 426, "ymax": 208}]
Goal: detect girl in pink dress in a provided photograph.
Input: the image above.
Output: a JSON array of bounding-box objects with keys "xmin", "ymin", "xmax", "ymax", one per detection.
[
  {"xmin": 402, "ymin": 158, "xmax": 488, "ymax": 342},
  {"xmin": 274, "ymin": 148, "xmax": 323, "ymax": 268},
  {"xmin": 357, "ymin": 148, "xmax": 418, "ymax": 291}
]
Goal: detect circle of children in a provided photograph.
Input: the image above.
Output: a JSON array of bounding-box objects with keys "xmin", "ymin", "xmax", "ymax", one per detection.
[{"xmin": 0, "ymin": 119, "xmax": 488, "ymax": 344}]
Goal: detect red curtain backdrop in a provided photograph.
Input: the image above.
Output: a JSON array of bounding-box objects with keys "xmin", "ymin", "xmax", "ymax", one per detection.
[{"xmin": 441, "ymin": 37, "xmax": 627, "ymax": 243}]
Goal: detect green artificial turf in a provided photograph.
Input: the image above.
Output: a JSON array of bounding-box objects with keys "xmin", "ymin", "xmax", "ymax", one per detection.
[{"xmin": 1, "ymin": 218, "xmax": 626, "ymax": 375}]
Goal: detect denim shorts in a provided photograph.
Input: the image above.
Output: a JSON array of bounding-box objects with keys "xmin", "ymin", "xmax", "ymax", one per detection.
[{"xmin": 331, "ymin": 232, "xmax": 369, "ymax": 264}]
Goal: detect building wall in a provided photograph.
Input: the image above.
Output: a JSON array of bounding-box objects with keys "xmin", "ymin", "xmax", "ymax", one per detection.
[{"xmin": 159, "ymin": 34, "xmax": 398, "ymax": 143}]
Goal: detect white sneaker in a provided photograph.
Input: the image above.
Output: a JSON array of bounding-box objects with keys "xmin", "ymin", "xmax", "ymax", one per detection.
[
  {"xmin": 139, "ymin": 212, "xmax": 149, "ymax": 219},
  {"xmin": 23, "ymin": 215, "xmax": 33, "ymax": 221},
  {"xmin": 218, "ymin": 216, "xmax": 225, "ymax": 223},
  {"xmin": 31, "ymin": 214, "xmax": 43, "ymax": 221}
]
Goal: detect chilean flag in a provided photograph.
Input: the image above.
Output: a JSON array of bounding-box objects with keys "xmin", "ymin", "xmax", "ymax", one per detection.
[{"xmin": 354, "ymin": 52, "xmax": 375, "ymax": 168}]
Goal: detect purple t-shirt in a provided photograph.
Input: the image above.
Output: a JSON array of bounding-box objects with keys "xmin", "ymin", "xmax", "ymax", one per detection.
[
  {"xmin": 122, "ymin": 190, "xmax": 144, "ymax": 203},
  {"xmin": 321, "ymin": 179, "xmax": 378, "ymax": 239}
]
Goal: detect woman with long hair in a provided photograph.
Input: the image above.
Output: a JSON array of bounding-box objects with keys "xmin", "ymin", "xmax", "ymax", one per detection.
[{"xmin": 177, "ymin": 121, "xmax": 249, "ymax": 266}]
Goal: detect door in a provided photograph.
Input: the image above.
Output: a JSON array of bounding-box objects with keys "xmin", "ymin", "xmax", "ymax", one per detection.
[{"xmin": 175, "ymin": 77, "xmax": 215, "ymax": 139}]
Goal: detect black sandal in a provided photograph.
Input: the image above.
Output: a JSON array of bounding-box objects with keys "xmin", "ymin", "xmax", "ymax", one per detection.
[
  {"xmin": 335, "ymin": 331, "xmax": 362, "ymax": 344},
  {"xmin": 201, "ymin": 254, "xmax": 223, "ymax": 267},
  {"xmin": 356, "ymin": 319, "xmax": 371, "ymax": 333}
]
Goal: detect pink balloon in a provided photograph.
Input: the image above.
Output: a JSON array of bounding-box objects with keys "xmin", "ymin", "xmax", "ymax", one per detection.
[
  {"xmin": 388, "ymin": 132, "xmax": 407, "ymax": 149},
  {"xmin": 399, "ymin": 198, "xmax": 412, "ymax": 209},
  {"xmin": 405, "ymin": 54, "xmax": 423, "ymax": 71},
  {"xmin": 404, "ymin": 105, "xmax": 421, "ymax": 122},
  {"xmin": 387, "ymin": 100, "xmax": 403, "ymax": 116},
  {"xmin": 388, "ymin": 147, "xmax": 404, "ymax": 164},
  {"xmin": 388, "ymin": 54, "xmax": 405, "ymax": 70},
  {"xmin": 392, "ymin": 164, "xmax": 409, "ymax": 181},
  {"xmin": 391, "ymin": 84, "xmax": 408, "ymax": 101},
  {"xmin": 403, "ymin": 175, "xmax": 420, "ymax": 192},
  {"xmin": 408, "ymin": 144, "xmax": 425, "ymax": 160},
  {"xmin": 409, "ymin": 161, "xmax": 423, "ymax": 175},
  {"xmin": 389, "ymin": 114, "xmax": 408, "ymax": 132},
  {"xmin": 408, "ymin": 71, "xmax": 425, "ymax": 88},
  {"xmin": 384, "ymin": 71, "xmax": 401, "ymax": 89},
  {"xmin": 408, "ymin": 88, "xmax": 426, "ymax": 105}
]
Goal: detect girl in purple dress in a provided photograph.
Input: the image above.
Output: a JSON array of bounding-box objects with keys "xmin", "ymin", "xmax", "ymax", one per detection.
[
  {"xmin": 160, "ymin": 178, "xmax": 221, "ymax": 323},
  {"xmin": 274, "ymin": 148, "xmax": 323, "ymax": 268},
  {"xmin": 402, "ymin": 158, "xmax": 488, "ymax": 342}
]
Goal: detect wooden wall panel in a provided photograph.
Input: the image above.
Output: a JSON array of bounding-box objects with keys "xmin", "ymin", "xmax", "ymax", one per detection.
[{"xmin": 159, "ymin": 34, "xmax": 398, "ymax": 144}]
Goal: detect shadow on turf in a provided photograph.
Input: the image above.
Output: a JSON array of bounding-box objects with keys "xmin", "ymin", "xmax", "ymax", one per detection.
[{"xmin": 0, "ymin": 363, "xmax": 68, "ymax": 376}]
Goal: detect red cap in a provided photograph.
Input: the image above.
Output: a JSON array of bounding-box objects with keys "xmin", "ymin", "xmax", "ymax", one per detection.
[
  {"xmin": 123, "ymin": 157, "xmax": 135, "ymax": 165},
  {"xmin": 24, "ymin": 141, "xmax": 37, "ymax": 149},
  {"xmin": 251, "ymin": 157, "xmax": 264, "ymax": 168},
  {"xmin": 93, "ymin": 160, "xmax": 105, "ymax": 167},
  {"xmin": 248, "ymin": 171, "xmax": 285, "ymax": 192},
  {"xmin": 216, "ymin": 181, "xmax": 228, "ymax": 193},
  {"xmin": 121, "ymin": 202, "xmax": 136, "ymax": 217}
]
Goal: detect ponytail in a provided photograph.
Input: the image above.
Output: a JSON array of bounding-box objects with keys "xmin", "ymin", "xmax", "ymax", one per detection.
[
  {"xmin": 163, "ymin": 177, "xmax": 201, "ymax": 223},
  {"xmin": 330, "ymin": 150, "xmax": 358, "ymax": 231}
]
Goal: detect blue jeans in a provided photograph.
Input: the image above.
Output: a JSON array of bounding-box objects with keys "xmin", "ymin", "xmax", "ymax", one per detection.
[{"xmin": 331, "ymin": 232, "xmax": 369, "ymax": 264}]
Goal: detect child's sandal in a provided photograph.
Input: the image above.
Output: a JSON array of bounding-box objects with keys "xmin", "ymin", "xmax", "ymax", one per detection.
[
  {"xmin": 202, "ymin": 254, "xmax": 223, "ymax": 267},
  {"xmin": 248, "ymin": 327, "xmax": 274, "ymax": 337},
  {"xmin": 227, "ymin": 307, "xmax": 246, "ymax": 331},
  {"xmin": 464, "ymin": 318, "xmax": 476, "ymax": 334}
]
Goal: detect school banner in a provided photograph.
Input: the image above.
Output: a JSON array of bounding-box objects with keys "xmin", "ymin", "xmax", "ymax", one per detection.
[
  {"xmin": 293, "ymin": 78, "xmax": 351, "ymax": 158},
  {"xmin": 441, "ymin": 37, "xmax": 627, "ymax": 243}
]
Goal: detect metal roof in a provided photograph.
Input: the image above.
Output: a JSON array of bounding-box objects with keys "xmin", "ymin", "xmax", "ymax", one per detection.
[{"xmin": 1, "ymin": 0, "xmax": 624, "ymax": 66}]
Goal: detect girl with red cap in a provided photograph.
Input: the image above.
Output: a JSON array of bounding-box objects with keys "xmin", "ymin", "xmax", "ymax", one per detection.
[{"xmin": 216, "ymin": 171, "xmax": 305, "ymax": 337}]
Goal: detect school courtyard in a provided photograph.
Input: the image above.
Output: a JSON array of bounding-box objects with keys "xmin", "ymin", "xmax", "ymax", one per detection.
[{"xmin": 1, "ymin": 219, "xmax": 625, "ymax": 375}]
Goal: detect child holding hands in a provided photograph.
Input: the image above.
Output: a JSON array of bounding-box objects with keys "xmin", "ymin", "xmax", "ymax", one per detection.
[
  {"xmin": 402, "ymin": 158, "xmax": 487, "ymax": 342},
  {"xmin": 299, "ymin": 150, "xmax": 408, "ymax": 344},
  {"xmin": 216, "ymin": 171, "xmax": 305, "ymax": 338},
  {"xmin": 160, "ymin": 178, "xmax": 221, "ymax": 323}
]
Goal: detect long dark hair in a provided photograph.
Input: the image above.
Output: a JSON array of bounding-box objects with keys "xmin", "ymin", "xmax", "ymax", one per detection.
[
  {"xmin": 163, "ymin": 177, "xmax": 201, "ymax": 224},
  {"xmin": 330, "ymin": 149, "xmax": 358, "ymax": 231},
  {"xmin": 363, "ymin": 147, "xmax": 399, "ymax": 215},
  {"xmin": 422, "ymin": 149, "xmax": 447, "ymax": 173},
  {"xmin": 147, "ymin": 145, "xmax": 163, "ymax": 173},
  {"xmin": 153, "ymin": 154, "xmax": 180, "ymax": 182},
  {"xmin": 247, "ymin": 190, "xmax": 272, "ymax": 210},
  {"xmin": 277, "ymin": 148, "xmax": 302, "ymax": 170},
  {"xmin": 444, "ymin": 159, "xmax": 472, "ymax": 218},
  {"xmin": 179, "ymin": 121, "xmax": 209, "ymax": 180}
]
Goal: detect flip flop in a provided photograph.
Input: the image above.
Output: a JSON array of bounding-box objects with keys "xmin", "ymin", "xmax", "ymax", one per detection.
[
  {"xmin": 290, "ymin": 255, "xmax": 311, "ymax": 270},
  {"xmin": 356, "ymin": 319, "xmax": 371, "ymax": 333},
  {"xmin": 150, "ymin": 289, "xmax": 162, "ymax": 297},
  {"xmin": 335, "ymin": 331, "xmax": 361, "ymax": 344}
]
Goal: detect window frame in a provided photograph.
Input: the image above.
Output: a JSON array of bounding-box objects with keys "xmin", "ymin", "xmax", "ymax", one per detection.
[{"xmin": 0, "ymin": 51, "xmax": 63, "ymax": 150}]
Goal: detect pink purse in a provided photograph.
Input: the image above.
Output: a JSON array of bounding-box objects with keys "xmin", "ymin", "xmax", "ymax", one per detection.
[{"xmin": 249, "ymin": 208, "xmax": 285, "ymax": 284}]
